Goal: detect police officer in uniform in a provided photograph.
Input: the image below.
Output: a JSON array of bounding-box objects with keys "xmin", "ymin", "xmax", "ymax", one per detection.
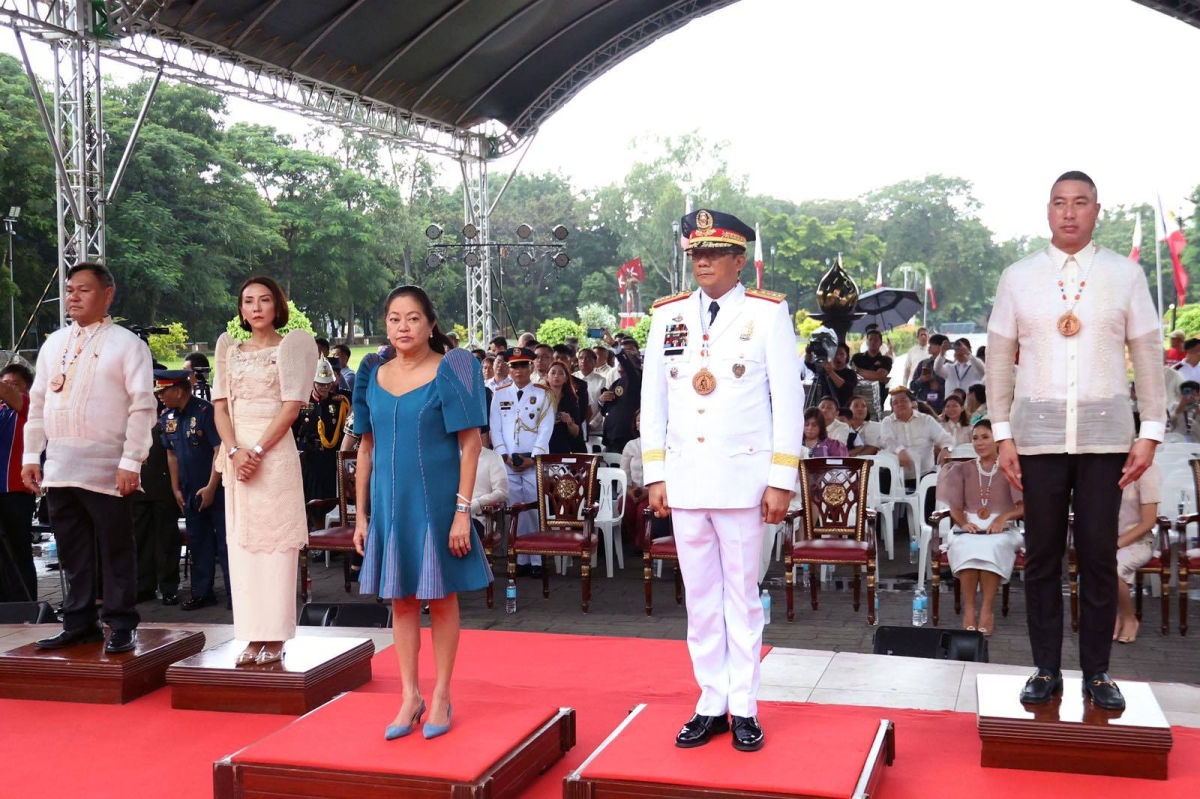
[
  {"xmin": 157, "ymin": 369, "xmax": 230, "ymax": 611},
  {"xmin": 642, "ymin": 209, "xmax": 803, "ymax": 752},
  {"xmin": 599, "ymin": 348, "xmax": 641, "ymax": 455},
  {"xmin": 135, "ymin": 373, "xmax": 182, "ymax": 605},
  {"xmin": 293, "ymin": 359, "xmax": 350, "ymax": 502},
  {"xmin": 490, "ymin": 347, "xmax": 554, "ymax": 577}
]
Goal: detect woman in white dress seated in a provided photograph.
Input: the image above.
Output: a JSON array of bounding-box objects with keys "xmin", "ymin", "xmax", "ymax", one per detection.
[{"xmin": 937, "ymin": 419, "xmax": 1024, "ymax": 636}]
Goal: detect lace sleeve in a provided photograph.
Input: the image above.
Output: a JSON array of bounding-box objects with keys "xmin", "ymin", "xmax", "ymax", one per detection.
[
  {"xmin": 211, "ymin": 333, "xmax": 231, "ymax": 401},
  {"xmin": 278, "ymin": 330, "xmax": 318, "ymax": 403}
]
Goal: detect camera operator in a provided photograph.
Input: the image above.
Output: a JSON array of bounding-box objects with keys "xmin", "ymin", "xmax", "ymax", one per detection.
[
  {"xmin": 806, "ymin": 341, "xmax": 857, "ymax": 412},
  {"xmin": 184, "ymin": 352, "xmax": 211, "ymax": 402},
  {"xmin": 1166, "ymin": 380, "xmax": 1200, "ymax": 443}
]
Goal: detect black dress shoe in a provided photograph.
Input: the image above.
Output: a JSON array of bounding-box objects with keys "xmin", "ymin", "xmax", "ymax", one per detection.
[
  {"xmin": 135, "ymin": 589, "xmax": 158, "ymax": 604},
  {"xmin": 34, "ymin": 625, "xmax": 103, "ymax": 650},
  {"xmin": 1083, "ymin": 672, "xmax": 1126, "ymax": 711},
  {"xmin": 731, "ymin": 716, "xmax": 764, "ymax": 752},
  {"xmin": 530, "ymin": 565, "xmax": 544, "ymax": 578},
  {"xmin": 161, "ymin": 593, "xmax": 180, "ymax": 606},
  {"xmin": 674, "ymin": 713, "xmax": 729, "ymax": 748},
  {"xmin": 104, "ymin": 630, "xmax": 137, "ymax": 654},
  {"xmin": 515, "ymin": 564, "xmax": 531, "ymax": 577},
  {"xmin": 181, "ymin": 595, "xmax": 218, "ymax": 611},
  {"xmin": 1019, "ymin": 668, "xmax": 1063, "ymax": 704}
]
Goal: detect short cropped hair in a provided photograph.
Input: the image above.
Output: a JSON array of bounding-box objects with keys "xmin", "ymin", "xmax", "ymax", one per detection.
[
  {"xmin": 0, "ymin": 363, "xmax": 34, "ymax": 390},
  {"xmin": 67, "ymin": 261, "xmax": 115, "ymax": 289},
  {"xmin": 929, "ymin": 333, "xmax": 949, "ymax": 346},
  {"xmin": 1053, "ymin": 170, "xmax": 1097, "ymax": 198},
  {"xmin": 1186, "ymin": 338, "xmax": 1200, "ymax": 352},
  {"xmin": 237, "ymin": 276, "xmax": 289, "ymax": 332},
  {"xmin": 184, "ymin": 352, "xmax": 210, "ymax": 369}
]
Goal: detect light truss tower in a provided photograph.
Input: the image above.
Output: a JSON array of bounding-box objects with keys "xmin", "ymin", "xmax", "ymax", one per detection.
[
  {"xmin": 462, "ymin": 155, "xmax": 492, "ymax": 347},
  {"xmin": 53, "ymin": 0, "xmax": 105, "ymax": 326}
]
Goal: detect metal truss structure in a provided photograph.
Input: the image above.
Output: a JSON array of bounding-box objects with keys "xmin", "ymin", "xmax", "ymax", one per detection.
[{"xmin": 461, "ymin": 158, "xmax": 493, "ymax": 347}]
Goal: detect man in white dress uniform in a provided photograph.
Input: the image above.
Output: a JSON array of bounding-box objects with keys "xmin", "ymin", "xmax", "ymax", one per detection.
[{"xmin": 642, "ymin": 209, "xmax": 803, "ymax": 752}]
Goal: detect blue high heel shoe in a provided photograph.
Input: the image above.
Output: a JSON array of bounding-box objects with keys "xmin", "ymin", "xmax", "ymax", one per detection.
[
  {"xmin": 384, "ymin": 700, "xmax": 426, "ymax": 740},
  {"xmin": 423, "ymin": 704, "xmax": 453, "ymax": 739}
]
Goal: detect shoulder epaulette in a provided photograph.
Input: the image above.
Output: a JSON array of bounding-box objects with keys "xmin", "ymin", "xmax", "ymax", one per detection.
[
  {"xmin": 533, "ymin": 382, "xmax": 550, "ymax": 391},
  {"xmin": 745, "ymin": 288, "xmax": 786, "ymax": 303},
  {"xmin": 652, "ymin": 290, "xmax": 692, "ymax": 308}
]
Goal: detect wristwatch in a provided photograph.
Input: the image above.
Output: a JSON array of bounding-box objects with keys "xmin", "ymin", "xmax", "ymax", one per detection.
[
  {"xmin": 227, "ymin": 446, "xmax": 240, "ymax": 458},
  {"xmin": 252, "ymin": 444, "xmax": 265, "ymax": 456},
  {"xmin": 454, "ymin": 503, "xmax": 470, "ymax": 514}
]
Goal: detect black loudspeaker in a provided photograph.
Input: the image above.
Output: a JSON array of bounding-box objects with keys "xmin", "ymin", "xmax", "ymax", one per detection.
[
  {"xmin": 0, "ymin": 601, "xmax": 55, "ymax": 624},
  {"xmin": 871, "ymin": 625, "xmax": 989, "ymax": 663}
]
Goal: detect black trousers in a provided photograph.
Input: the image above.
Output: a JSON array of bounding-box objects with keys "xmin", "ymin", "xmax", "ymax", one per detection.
[
  {"xmin": 133, "ymin": 499, "xmax": 182, "ymax": 597},
  {"xmin": 47, "ymin": 487, "xmax": 139, "ymax": 632},
  {"xmin": 0, "ymin": 492, "xmax": 36, "ymax": 601},
  {"xmin": 1019, "ymin": 453, "xmax": 1125, "ymax": 675},
  {"xmin": 184, "ymin": 497, "xmax": 229, "ymax": 598}
]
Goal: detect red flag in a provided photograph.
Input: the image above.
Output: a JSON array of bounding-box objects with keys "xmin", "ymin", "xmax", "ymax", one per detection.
[
  {"xmin": 1158, "ymin": 197, "xmax": 1189, "ymax": 305},
  {"xmin": 753, "ymin": 224, "xmax": 763, "ymax": 290},
  {"xmin": 925, "ymin": 271, "xmax": 937, "ymax": 311},
  {"xmin": 1129, "ymin": 213, "xmax": 1142, "ymax": 262},
  {"xmin": 617, "ymin": 257, "xmax": 644, "ymax": 295}
]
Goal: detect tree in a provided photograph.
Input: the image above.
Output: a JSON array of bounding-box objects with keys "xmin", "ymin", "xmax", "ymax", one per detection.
[{"xmin": 535, "ymin": 317, "xmax": 584, "ymax": 346}]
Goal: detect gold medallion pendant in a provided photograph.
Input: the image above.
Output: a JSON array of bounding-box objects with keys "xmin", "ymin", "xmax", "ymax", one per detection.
[
  {"xmin": 49, "ymin": 374, "xmax": 65, "ymax": 393},
  {"xmin": 1057, "ymin": 311, "xmax": 1080, "ymax": 337},
  {"xmin": 692, "ymin": 368, "xmax": 716, "ymax": 395},
  {"xmin": 978, "ymin": 507, "xmax": 991, "ymax": 520}
]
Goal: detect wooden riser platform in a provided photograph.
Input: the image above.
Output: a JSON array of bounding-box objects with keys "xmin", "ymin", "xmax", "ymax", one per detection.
[
  {"xmin": 167, "ymin": 637, "xmax": 373, "ymax": 715},
  {"xmin": 0, "ymin": 629, "xmax": 205, "ymax": 704}
]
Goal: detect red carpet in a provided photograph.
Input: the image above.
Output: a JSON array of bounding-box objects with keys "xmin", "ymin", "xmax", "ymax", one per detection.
[
  {"xmin": 2, "ymin": 628, "xmax": 1199, "ymax": 797},
  {"xmin": 235, "ymin": 692, "xmax": 563, "ymax": 783}
]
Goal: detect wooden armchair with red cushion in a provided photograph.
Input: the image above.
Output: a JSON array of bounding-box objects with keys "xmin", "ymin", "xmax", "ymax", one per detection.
[
  {"xmin": 641, "ymin": 507, "xmax": 682, "ymax": 617},
  {"xmin": 506, "ymin": 454, "xmax": 601, "ymax": 612},
  {"xmin": 1171, "ymin": 459, "xmax": 1200, "ymax": 636},
  {"xmin": 301, "ymin": 451, "xmax": 358, "ymax": 596},
  {"xmin": 785, "ymin": 457, "xmax": 877, "ymax": 625}
]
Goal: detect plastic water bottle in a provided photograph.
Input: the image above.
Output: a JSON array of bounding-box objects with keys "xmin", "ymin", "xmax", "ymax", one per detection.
[
  {"xmin": 872, "ymin": 591, "xmax": 880, "ymax": 625},
  {"xmin": 761, "ymin": 589, "xmax": 772, "ymax": 625},
  {"xmin": 800, "ymin": 564, "xmax": 810, "ymax": 590},
  {"xmin": 909, "ymin": 538, "xmax": 919, "ymax": 564},
  {"xmin": 304, "ymin": 577, "xmax": 313, "ymax": 603},
  {"xmin": 912, "ymin": 587, "xmax": 926, "ymax": 626},
  {"xmin": 505, "ymin": 579, "xmax": 517, "ymax": 614},
  {"xmin": 920, "ymin": 589, "xmax": 929, "ymax": 626},
  {"xmin": 46, "ymin": 540, "xmax": 57, "ymax": 560}
]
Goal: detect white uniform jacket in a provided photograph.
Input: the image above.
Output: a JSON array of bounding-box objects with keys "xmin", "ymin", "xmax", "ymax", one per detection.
[
  {"xmin": 489, "ymin": 381, "xmax": 554, "ymax": 459},
  {"xmin": 641, "ymin": 283, "xmax": 804, "ymax": 509}
]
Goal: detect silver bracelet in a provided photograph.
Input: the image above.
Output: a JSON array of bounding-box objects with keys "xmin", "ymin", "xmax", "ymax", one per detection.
[
  {"xmin": 454, "ymin": 503, "xmax": 470, "ymax": 514},
  {"xmin": 455, "ymin": 492, "xmax": 469, "ymax": 503}
]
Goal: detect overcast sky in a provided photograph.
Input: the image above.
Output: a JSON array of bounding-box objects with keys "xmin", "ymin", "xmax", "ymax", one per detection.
[{"xmin": 3, "ymin": 0, "xmax": 1198, "ymax": 240}]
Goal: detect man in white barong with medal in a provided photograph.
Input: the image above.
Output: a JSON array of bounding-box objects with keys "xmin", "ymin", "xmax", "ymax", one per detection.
[
  {"xmin": 642, "ymin": 209, "xmax": 803, "ymax": 752},
  {"xmin": 988, "ymin": 171, "xmax": 1165, "ymax": 711}
]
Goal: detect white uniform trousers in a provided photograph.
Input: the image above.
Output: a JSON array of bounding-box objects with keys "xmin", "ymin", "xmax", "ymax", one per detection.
[
  {"xmin": 672, "ymin": 506, "xmax": 765, "ymax": 718},
  {"xmin": 506, "ymin": 465, "xmax": 542, "ymax": 566}
]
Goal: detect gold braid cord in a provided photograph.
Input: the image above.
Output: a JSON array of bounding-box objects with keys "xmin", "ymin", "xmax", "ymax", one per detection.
[{"xmin": 317, "ymin": 398, "xmax": 349, "ymax": 450}]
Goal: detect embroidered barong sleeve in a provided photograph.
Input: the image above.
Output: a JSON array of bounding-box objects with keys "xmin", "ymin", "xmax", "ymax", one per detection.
[{"xmin": 985, "ymin": 268, "xmax": 1018, "ymax": 443}]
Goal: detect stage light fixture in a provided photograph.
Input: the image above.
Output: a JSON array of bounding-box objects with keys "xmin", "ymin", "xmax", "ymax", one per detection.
[
  {"xmin": 464, "ymin": 251, "xmax": 481, "ymax": 267},
  {"xmin": 425, "ymin": 224, "xmax": 442, "ymax": 240},
  {"xmin": 516, "ymin": 223, "xmax": 533, "ymax": 241},
  {"xmin": 517, "ymin": 251, "xmax": 533, "ymax": 268},
  {"xmin": 425, "ymin": 252, "xmax": 443, "ymax": 269},
  {"xmin": 462, "ymin": 223, "xmax": 478, "ymax": 240},
  {"xmin": 6, "ymin": 207, "xmax": 19, "ymax": 220},
  {"xmin": 554, "ymin": 252, "xmax": 570, "ymax": 268},
  {"xmin": 552, "ymin": 225, "xmax": 568, "ymax": 241}
]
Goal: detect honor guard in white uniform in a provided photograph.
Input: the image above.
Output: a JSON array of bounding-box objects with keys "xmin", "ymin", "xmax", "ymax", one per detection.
[
  {"xmin": 490, "ymin": 347, "xmax": 555, "ymax": 574},
  {"xmin": 642, "ymin": 209, "xmax": 803, "ymax": 753}
]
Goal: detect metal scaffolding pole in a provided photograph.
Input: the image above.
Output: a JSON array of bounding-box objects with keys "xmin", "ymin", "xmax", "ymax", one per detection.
[{"xmin": 461, "ymin": 153, "xmax": 493, "ymax": 347}]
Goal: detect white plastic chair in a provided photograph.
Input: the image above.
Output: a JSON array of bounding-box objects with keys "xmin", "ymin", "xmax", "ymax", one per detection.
[
  {"xmin": 861, "ymin": 452, "xmax": 912, "ymax": 560},
  {"xmin": 592, "ymin": 467, "xmax": 628, "ymax": 578},
  {"xmin": 598, "ymin": 451, "xmax": 623, "ymax": 470},
  {"xmin": 913, "ymin": 471, "xmax": 944, "ymax": 590}
]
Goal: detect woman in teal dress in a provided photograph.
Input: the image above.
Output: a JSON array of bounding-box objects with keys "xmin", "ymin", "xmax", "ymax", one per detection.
[{"xmin": 353, "ymin": 285, "xmax": 490, "ymax": 740}]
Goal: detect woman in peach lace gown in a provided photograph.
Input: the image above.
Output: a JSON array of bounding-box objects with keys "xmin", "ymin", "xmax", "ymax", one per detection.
[{"xmin": 212, "ymin": 277, "xmax": 317, "ymax": 666}]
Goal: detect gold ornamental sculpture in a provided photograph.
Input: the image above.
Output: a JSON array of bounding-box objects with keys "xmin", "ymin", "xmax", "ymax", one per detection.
[{"xmin": 816, "ymin": 254, "xmax": 860, "ymax": 313}]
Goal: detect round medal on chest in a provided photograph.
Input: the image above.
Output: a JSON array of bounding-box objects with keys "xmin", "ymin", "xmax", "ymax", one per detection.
[
  {"xmin": 1057, "ymin": 311, "xmax": 1080, "ymax": 337},
  {"xmin": 692, "ymin": 368, "xmax": 716, "ymax": 395},
  {"xmin": 49, "ymin": 374, "xmax": 66, "ymax": 393},
  {"xmin": 978, "ymin": 507, "xmax": 991, "ymax": 520}
]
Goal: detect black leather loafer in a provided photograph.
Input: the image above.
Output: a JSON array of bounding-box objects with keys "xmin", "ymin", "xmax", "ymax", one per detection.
[
  {"xmin": 530, "ymin": 565, "xmax": 544, "ymax": 578},
  {"xmin": 1083, "ymin": 672, "xmax": 1125, "ymax": 711},
  {"xmin": 181, "ymin": 595, "xmax": 218, "ymax": 612},
  {"xmin": 35, "ymin": 625, "xmax": 103, "ymax": 650},
  {"xmin": 1019, "ymin": 668, "xmax": 1063, "ymax": 704},
  {"xmin": 731, "ymin": 715, "xmax": 764, "ymax": 752},
  {"xmin": 104, "ymin": 629, "xmax": 137, "ymax": 654},
  {"xmin": 161, "ymin": 593, "xmax": 180, "ymax": 606},
  {"xmin": 674, "ymin": 713, "xmax": 729, "ymax": 748}
]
